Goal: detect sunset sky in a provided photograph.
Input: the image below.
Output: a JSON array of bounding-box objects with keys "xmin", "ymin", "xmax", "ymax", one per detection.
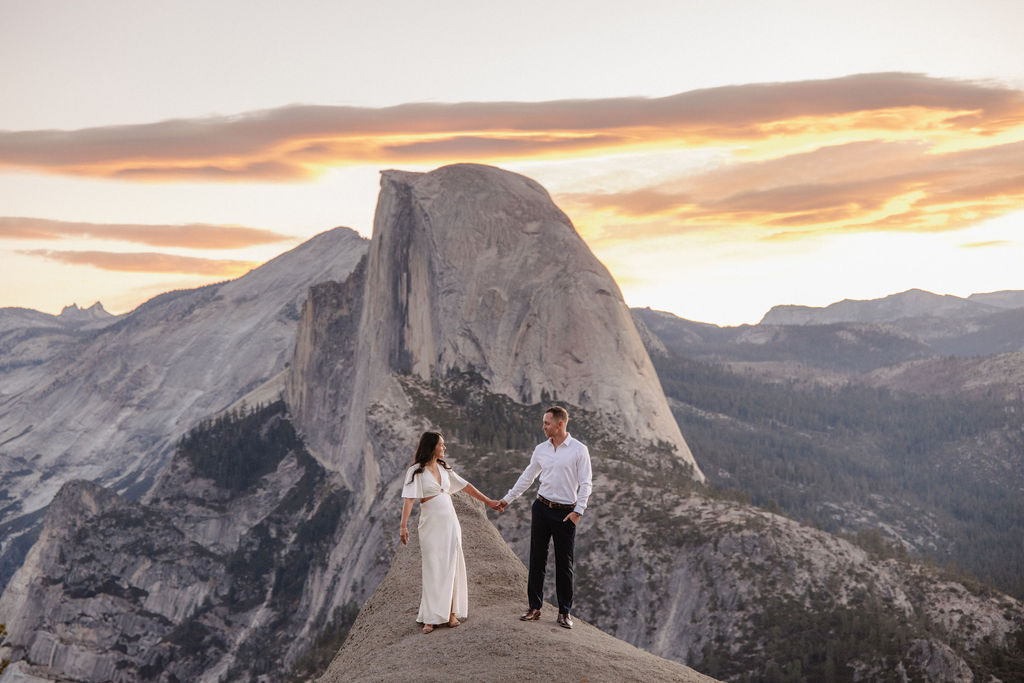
[{"xmin": 2, "ymin": 0, "xmax": 1023, "ymax": 325}]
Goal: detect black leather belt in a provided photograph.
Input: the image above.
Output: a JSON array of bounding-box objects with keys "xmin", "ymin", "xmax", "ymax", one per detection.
[{"xmin": 537, "ymin": 495, "xmax": 575, "ymax": 511}]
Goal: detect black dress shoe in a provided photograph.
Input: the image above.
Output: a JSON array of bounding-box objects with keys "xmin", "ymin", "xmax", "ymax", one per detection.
[{"xmin": 557, "ymin": 612, "xmax": 574, "ymax": 629}]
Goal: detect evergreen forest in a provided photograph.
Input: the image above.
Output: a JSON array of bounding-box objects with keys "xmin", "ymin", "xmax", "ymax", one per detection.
[{"xmin": 652, "ymin": 352, "xmax": 1024, "ymax": 600}]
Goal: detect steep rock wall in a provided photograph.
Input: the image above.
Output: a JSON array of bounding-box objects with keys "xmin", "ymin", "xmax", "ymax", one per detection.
[{"xmin": 288, "ymin": 164, "xmax": 702, "ymax": 480}]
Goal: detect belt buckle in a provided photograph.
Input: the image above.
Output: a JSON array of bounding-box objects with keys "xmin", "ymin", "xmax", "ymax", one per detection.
[{"xmin": 540, "ymin": 495, "xmax": 572, "ymax": 510}]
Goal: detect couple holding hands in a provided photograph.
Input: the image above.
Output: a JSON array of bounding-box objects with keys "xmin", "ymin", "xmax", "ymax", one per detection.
[{"xmin": 399, "ymin": 406, "xmax": 593, "ymax": 633}]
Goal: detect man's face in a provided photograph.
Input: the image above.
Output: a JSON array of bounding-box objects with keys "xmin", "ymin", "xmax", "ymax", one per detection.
[{"xmin": 542, "ymin": 413, "xmax": 559, "ymax": 438}]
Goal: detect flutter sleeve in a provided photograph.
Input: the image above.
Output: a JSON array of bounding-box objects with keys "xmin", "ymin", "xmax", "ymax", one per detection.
[
  {"xmin": 447, "ymin": 468, "xmax": 469, "ymax": 494},
  {"xmin": 401, "ymin": 467, "xmax": 423, "ymax": 499}
]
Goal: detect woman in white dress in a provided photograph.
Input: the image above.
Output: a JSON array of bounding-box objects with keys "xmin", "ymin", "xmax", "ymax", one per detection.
[{"xmin": 400, "ymin": 431, "xmax": 501, "ymax": 633}]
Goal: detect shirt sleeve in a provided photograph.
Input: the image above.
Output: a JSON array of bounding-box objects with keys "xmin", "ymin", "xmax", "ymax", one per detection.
[
  {"xmin": 447, "ymin": 468, "xmax": 469, "ymax": 494},
  {"xmin": 573, "ymin": 445, "xmax": 593, "ymax": 515},
  {"xmin": 503, "ymin": 448, "xmax": 543, "ymax": 503},
  {"xmin": 401, "ymin": 467, "xmax": 423, "ymax": 499}
]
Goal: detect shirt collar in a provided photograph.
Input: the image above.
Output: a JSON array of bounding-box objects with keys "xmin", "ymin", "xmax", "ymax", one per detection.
[{"xmin": 549, "ymin": 433, "xmax": 574, "ymax": 448}]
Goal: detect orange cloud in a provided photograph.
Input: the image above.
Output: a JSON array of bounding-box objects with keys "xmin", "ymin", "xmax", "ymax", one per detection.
[
  {"xmin": 962, "ymin": 240, "xmax": 1012, "ymax": 249},
  {"xmin": 110, "ymin": 160, "xmax": 316, "ymax": 183},
  {"xmin": 18, "ymin": 249, "xmax": 259, "ymax": 276},
  {"xmin": 1, "ymin": 73, "xmax": 1021, "ymax": 181},
  {"xmin": 0, "ymin": 217, "xmax": 293, "ymax": 248},
  {"xmin": 561, "ymin": 139, "xmax": 1024, "ymax": 242}
]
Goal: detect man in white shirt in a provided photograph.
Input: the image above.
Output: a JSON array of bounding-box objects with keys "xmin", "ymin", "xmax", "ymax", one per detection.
[{"xmin": 498, "ymin": 405, "xmax": 593, "ymax": 629}]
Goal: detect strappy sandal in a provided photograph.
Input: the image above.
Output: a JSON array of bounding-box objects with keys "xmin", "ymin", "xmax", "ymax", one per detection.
[{"xmin": 422, "ymin": 623, "xmax": 434, "ymax": 634}]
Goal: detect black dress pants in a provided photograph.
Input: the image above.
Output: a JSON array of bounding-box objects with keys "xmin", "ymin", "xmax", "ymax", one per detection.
[{"xmin": 528, "ymin": 498, "xmax": 576, "ymax": 614}]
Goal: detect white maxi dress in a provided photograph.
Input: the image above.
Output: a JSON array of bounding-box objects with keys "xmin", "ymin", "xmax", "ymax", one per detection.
[{"xmin": 402, "ymin": 464, "xmax": 469, "ymax": 624}]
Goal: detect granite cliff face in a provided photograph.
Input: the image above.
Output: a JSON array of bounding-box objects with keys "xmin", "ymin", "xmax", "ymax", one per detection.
[
  {"xmin": 0, "ymin": 402, "xmax": 356, "ymax": 682},
  {"xmin": 288, "ymin": 164, "xmax": 701, "ymax": 481},
  {"xmin": 0, "ymin": 228, "xmax": 368, "ymax": 590}
]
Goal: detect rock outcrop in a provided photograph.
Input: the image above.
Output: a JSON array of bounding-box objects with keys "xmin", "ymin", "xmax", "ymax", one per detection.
[
  {"xmin": 320, "ymin": 492, "xmax": 717, "ymax": 682},
  {"xmin": 57, "ymin": 302, "xmax": 113, "ymax": 324}
]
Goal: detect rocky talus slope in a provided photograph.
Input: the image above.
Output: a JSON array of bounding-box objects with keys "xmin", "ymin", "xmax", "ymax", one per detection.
[{"xmin": 321, "ymin": 492, "xmax": 716, "ymax": 683}]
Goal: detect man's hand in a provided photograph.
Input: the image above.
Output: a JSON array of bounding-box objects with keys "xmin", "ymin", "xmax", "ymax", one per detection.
[
  {"xmin": 563, "ymin": 511, "xmax": 580, "ymax": 525},
  {"xmin": 496, "ymin": 500, "xmax": 508, "ymax": 512}
]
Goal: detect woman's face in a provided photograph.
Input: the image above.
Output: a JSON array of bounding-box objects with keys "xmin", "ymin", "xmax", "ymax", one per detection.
[{"xmin": 432, "ymin": 437, "xmax": 446, "ymax": 459}]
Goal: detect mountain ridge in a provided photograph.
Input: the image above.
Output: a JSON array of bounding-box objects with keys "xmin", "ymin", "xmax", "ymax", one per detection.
[
  {"xmin": 0, "ymin": 227, "xmax": 368, "ymax": 591},
  {"xmin": 760, "ymin": 287, "xmax": 1024, "ymax": 326}
]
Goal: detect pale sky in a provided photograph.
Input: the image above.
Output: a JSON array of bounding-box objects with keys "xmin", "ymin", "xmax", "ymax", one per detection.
[{"xmin": 2, "ymin": 0, "xmax": 1023, "ymax": 325}]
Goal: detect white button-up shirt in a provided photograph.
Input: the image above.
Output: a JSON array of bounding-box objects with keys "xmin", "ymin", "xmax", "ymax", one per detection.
[{"xmin": 502, "ymin": 434, "xmax": 593, "ymax": 515}]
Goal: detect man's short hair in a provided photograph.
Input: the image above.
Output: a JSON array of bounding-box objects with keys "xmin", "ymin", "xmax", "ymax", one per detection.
[{"xmin": 545, "ymin": 405, "xmax": 569, "ymax": 423}]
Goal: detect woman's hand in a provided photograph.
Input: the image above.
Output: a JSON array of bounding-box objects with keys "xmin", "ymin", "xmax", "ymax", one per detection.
[
  {"xmin": 400, "ymin": 498, "xmax": 414, "ymax": 545},
  {"xmin": 486, "ymin": 498, "xmax": 503, "ymax": 511}
]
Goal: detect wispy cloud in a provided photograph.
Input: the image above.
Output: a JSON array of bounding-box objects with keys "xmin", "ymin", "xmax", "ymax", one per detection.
[
  {"xmin": 561, "ymin": 139, "xmax": 1024, "ymax": 242},
  {"xmin": 0, "ymin": 217, "xmax": 293, "ymax": 248},
  {"xmin": 1, "ymin": 73, "xmax": 1021, "ymax": 182},
  {"xmin": 961, "ymin": 240, "xmax": 1012, "ymax": 249},
  {"xmin": 18, "ymin": 249, "xmax": 259, "ymax": 276},
  {"xmin": 2, "ymin": 72, "xmax": 1022, "ymax": 249}
]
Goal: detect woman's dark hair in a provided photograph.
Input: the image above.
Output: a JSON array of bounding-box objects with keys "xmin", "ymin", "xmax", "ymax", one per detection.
[{"xmin": 406, "ymin": 431, "xmax": 451, "ymax": 484}]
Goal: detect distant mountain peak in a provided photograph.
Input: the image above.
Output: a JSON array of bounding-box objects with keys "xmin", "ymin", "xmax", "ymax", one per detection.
[
  {"xmin": 58, "ymin": 301, "xmax": 111, "ymax": 322},
  {"xmin": 760, "ymin": 288, "xmax": 1024, "ymax": 326}
]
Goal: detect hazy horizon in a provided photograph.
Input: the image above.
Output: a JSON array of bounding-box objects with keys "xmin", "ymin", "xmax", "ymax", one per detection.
[{"xmin": 11, "ymin": 226, "xmax": 1023, "ymax": 329}]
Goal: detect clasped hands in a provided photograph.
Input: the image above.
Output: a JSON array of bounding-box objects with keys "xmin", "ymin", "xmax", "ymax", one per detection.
[{"xmin": 484, "ymin": 499, "xmax": 576, "ymax": 524}]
